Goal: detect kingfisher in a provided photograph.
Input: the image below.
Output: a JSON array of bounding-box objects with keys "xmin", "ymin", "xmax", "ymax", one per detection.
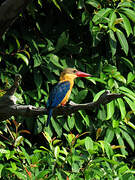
[{"xmin": 46, "ymin": 68, "xmax": 91, "ymax": 126}]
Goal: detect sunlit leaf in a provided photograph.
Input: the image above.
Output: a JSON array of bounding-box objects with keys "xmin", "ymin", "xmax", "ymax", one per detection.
[
  {"xmin": 127, "ymin": 72, "xmax": 135, "ymax": 84},
  {"xmin": 54, "ymin": 146, "xmax": 60, "ymax": 159},
  {"xmin": 123, "ymin": 96, "xmax": 135, "ymax": 115},
  {"xmin": 106, "ymin": 101, "xmax": 114, "ymax": 120},
  {"xmin": 93, "ymin": 8, "xmax": 112, "ymax": 24},
  {"xmin": 104, "ymin": 128, "xmax": 114, "ymax": 143},
  {"xmin": 119, "ymin": 13, "xmax": 133, "ymax": 37},
  {"xmin": 117, "ymin": 98, "xmax": 126, "ymax": 119},
  {"xmin": 109, "ymin": 11, "xmax": 117, "ymax": 28},
  {"xmin": 15, "ymin": 53, "xmax": 29, "ymax": 66},
  {"xmin": 119, "ymin": 86, "xmax": 135, "ymax": 99},
  {"xmin": 121, "ymin": 8, "xmax": 135, "ymax": 23},
  {"xmin": 93, "ymin": 90, "xmax": 106, "ymax": 102},
  {"xmin": 85, "ymin": 136, "xmax": 93, "ymax": 151}
]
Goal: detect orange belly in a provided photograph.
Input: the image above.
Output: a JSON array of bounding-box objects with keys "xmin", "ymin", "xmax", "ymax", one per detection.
[{"xmin": 60, "ymin": 89, "xmax": 71, "ymax": 106}]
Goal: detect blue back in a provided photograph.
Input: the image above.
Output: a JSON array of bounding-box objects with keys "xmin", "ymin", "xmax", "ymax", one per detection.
[{"xmin": 46, "ymin": 81, "xmax": 70, "ymax": 109}]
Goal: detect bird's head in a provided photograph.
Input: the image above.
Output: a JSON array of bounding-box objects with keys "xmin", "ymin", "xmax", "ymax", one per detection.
[{"xmin": 60, "ymin": 68, "xmax": 91, "ymax": 81}]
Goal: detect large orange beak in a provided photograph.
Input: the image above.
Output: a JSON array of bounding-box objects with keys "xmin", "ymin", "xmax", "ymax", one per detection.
[{"xmin": 76, "ymin": 71, "xmax": 92, "ymax": 77}]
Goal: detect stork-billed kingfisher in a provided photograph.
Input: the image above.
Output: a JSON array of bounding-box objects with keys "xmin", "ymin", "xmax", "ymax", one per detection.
[{"xmin": 46, "ymin": 68, "xmax": 91, "ymax": 126}]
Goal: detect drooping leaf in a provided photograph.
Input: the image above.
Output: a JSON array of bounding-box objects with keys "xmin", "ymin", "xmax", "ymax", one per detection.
[
  {"xmin": 104, "ymin": 128, "xmax": 114, "ymax": 144},
  {"xmin": 117, "ymin": 98, "xmax": 126, "ymax": 119},
  {"xmin": 115, "ymin": 128, "xmax": 128, "ymax": 156},
  {"xmin": 116, "ymin": 30, "xmax": 129, "ymax": 55},
  {"xmin": 121, "ymin": 57, "xmax": 133, "ymax": 70},
  {"xmin": 109, "ymin": 30, "xmax": 117, "ymax": 56},
  {"xmin": 92, "ymin": 8, "xmax": 112, "ymax": 24},
  {"xmin": 109, "ymin": 11, "xmax": 117, "ymax": 29},
  {"xmin": 120, "ymin": 8, "xmax": 135, "ymax": 23},
  {"xmin": 106, "ymin": 101, "xmax": 115, "ymax": 120},
  {"xmin": 119, "ymin": 86, "xmax": 135, "ymax": 99},
  {"xmin": 124, "ymin": 96, "xmax": 135, "ymax": 114},
  {"xmin": 119, "ymin": 13, "xmax": 133, "ymax": 37},
  {"xmin": 120, "ymin": 128, "xmax": 134, "ymax": 151},
  {"xmin": 15, "ymin": 53, "xmax": 29, "ymax": 66}
]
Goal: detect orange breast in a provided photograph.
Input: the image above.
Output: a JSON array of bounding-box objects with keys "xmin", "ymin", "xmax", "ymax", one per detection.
[
  {"xmin": 60, "ymin": 89, "xmax": 71, "ymax": 106},
  {"xmin": 59, "ymin": 76, "xmax": 74, "ymax": 106}
]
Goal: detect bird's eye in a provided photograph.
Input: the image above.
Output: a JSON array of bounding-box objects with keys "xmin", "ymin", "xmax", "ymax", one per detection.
[{"xmin": 73, "ymin": 70, "xmax": 77, "ymax": 73}]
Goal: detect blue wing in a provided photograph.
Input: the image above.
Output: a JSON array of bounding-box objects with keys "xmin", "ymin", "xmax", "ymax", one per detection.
[{"xmin": 46, "ymin": 81, "xmax": 70, "ymax": 109}]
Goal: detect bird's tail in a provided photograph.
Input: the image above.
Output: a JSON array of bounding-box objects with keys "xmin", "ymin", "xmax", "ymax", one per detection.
[{"xmin": 46, "ymin": 109, "xmax": 53, "ymax": 126}]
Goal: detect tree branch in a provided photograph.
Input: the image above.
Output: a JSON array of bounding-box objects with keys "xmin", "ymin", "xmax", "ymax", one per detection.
[
  {"xmin": 0, "ymin": 0, "xmax": 32, "ymax": 38},
  {"xmin": 0, "ymin": 75, "xmax": 124, "ymax": 121}
]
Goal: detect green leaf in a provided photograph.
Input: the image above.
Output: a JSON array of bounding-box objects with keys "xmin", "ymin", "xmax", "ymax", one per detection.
[
  {"xmin": 0, "ymin": 164, "xmax": 4, "ymax": 178},
  {"xmin": 104, "ymin": 128, "xmax": 114, "ymax": 144},
  {"xmin": 15, "ymin": 53, "xmax": 29, "ymax": 66},
  {"xmin": 123, "ymin": 96, "xmax": 135, "ymax": 114},
  {"xmin": 82, "ymin": 11, "xmax": 90, "ymax": 25},
  {"xmin": 104, "ymin": 141, "xmax": 113, "ymax": 159},
  {"xmin": 119, "ymin": 13, "xmax": 133, "ymax": 37},
  {"xmin": 51, "ymin": 118, "xmax": 62, "ymax": 137},
  {"xmin": 77, "ymin": 0, "xmax": 84, "ymax": 9},
  {"xmin": 118, "ymin": 2, "xmax": 134, "ymax": 8},
  {"xmin": 115, "ymin": 128, "xmax": 128, "ymax": 156},
  {"xmin": 103, "ymin": 64, "xmax": 117, "ymax": 73},
  {"xmin": 52, "ymin": 0, "xmax": 61, "ymax": 11},
  {"xmin": 109, "ymin": 30, "xmax": 117, "ymax": 56},
  {"xmin": 120, "ymin": 8, "xmax": 135, "ymax": 23},
  {"xmin": 14, "ymin": 136, "xmax": 23, "ymax": 147},
  {"xmin": 112, "ymin": 71, "xmax": 126, "ymax": 84},
  {"xmin": 33, "ymin": 53, "xmax": 42, "ymax": 67},
  {"xmin": 74, "ymin": 89, "xmax": 88, "ymax": 103},
  {"xmin": 127, "ymin": 72, "xmax": 135, "ymax": 84},
  {"xmin": 116, "ymin": 30, "xmax": 129, "ymax": 55},
  {"xmin": 93, "ymin": 90, "xmax": 106, "ymax": 102},
  {"xmin": 54, "ymin": 146, "xmax": 60, "ymax": 159},
  {"xmin": 87, "ymin": 77, "xmax": 106, "ymax": 84},
  {"xmin": 92, "ymin": 8, "xmax": 112, "ymax": 24},
  {"xmin": 120, "ymin": 128, "xmax": 134, "ymax": 151},
  {"xmin": 68, "ymin": 116, "xmax": 75, "ymax": 129},
  {"xmin": 36, "ymin": 170, "xmax": 50, "ymax": 179},
  {"xmin": 117, "ymin": 98, "xmax": 126, "ymax": 119},
  {"xmin": 85, "ymin": 137, "xmax": 93, "ymax": 151},
  {"xmin": 55, "ymin": 31, "xmax": 69, "ymax": 52},
  {"xmin": 6, "ymin": 169, "xmax": 26, "ymax": 180},
  {"xmin": 106, "ymin": 101, "xmax": 115, "ymax": 120},
  {"xmin": 34, "ymin": 71, "xmax": 43, "ymax": 89},
  {"xmin": 86, "ymin": 0, "xmax": 101, "ymax": 8},
  {"xmin": 109, "ymin": 11, "xmax": 117, "ymax": 28},
  {"xmin": 20, "ymin": 147, "xmax": 31, "ymax": 165},
  {"xmin": 121, "ymin": 57, "xmax": 133, "ymax": 70},
  {"xmin": 47, "ymin": 54, "xmax": 63, "ymax": 69},
  {"xmin": 119, "ymin": 86, "xmax": 135, "ymax": 99},
  {"xmin": 108, "ymin": 78, "xmax": 115, "ymax": 89}
]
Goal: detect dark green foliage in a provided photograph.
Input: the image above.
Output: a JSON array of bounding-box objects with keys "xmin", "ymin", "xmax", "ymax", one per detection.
[{"xmin": 0, "ymin": 0, "xmax": 135, "ymax": 178}]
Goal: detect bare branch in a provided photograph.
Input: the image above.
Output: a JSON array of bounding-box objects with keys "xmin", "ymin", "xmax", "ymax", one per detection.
[{"xmin": 0, "ymin": 75, "xmax": 124, "ymax": 121}]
